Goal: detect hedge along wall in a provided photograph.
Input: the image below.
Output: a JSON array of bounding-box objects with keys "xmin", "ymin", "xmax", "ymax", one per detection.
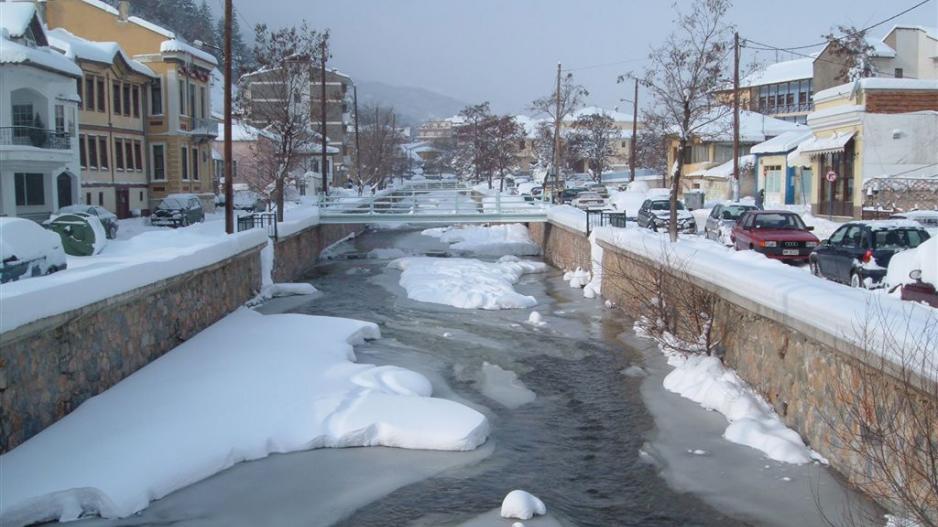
[
  {"xmin": 0, "ymin": 243, "xmax": 265, "ymax": 453},
  {"xmin": 272, "ymin": 223, "xmax": 364, "ymax": 283},
  {"xmin": 598, "ymin": 239, "xmax": 938, "ymax": 512}
]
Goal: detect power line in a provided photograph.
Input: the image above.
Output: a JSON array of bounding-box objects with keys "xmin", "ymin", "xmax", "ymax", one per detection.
[
  {"xmin": 748, "ymin": 0, "xmax": 934, "ymax": 51},
  {"xmin": 741, "ymin": 39, "xmax": 905, "ymax": 79}
]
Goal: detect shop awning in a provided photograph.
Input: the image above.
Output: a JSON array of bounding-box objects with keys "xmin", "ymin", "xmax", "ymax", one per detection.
[{"xmin": 797, "ymin": 132, "xmax": 855, "ymax": 156}]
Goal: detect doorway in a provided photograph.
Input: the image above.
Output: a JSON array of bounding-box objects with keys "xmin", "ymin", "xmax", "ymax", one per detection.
[{"xmin": 56, "ymin": 172, "xmax": 73, "ymax": 208}]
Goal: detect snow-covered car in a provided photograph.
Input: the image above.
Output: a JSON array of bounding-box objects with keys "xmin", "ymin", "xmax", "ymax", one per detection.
[
  {"xmin": 150, "ymin": 194, "xmax": 205, "ymax": 227},
  {"xmin": 232, "ymin": 190, "xmax": 266, "ymax": 212},
  {"xmin": 885, "ymin": 236, "xmax": 938, "ymax": 307},
  {"xmin": 809, "ymin": 220, "xmax": 930, "ymax": 288},
  {"xmin": 572, "ymin": 192, "xmax": 606, "ymax": 210},
  {"xmin": 0, "ymin": 217, "xmax": 67, "ymax": 283},
  {"xmin": 889, "ymin": 210, "xmax": 938, "ymax": 235},
  {"xmin": 704, "ymin": 203, "xmax": 759, "ymax": 245},
  {"xmin": 585, "ymin": 183, "xmax": 609, "ymax": 198},
  {"xmin": 49, "ymin": 205, "xmax": 119, "ymax": 239},
  {"xmin": 636, "ymin": 198, "xmax": 696, "ymax": 233}
]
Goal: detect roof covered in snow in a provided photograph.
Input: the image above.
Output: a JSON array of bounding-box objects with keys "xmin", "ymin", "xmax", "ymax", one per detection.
[
  {"xmin": 160, "ymin": 39, "xmax": 218, "ymax": 66},
  {"xmin": 0, "ymin": 2, "xmax": 38, "ymax": 38},
  {"xmin": 567, "ymin": 106, "xmax": 635, "ymax": 123},
  {"xmin": 0, "ymin": 4, "xmax": 82, "ymax": 78},
  {"xmin": 687, "ymin": 155, "xmax": 756, "ymax": 179},
  {"xmin": 215, "ymin": 121, "xmax": 276, "ymax": 142},
  {"xmin": 814, "ymin": 78, "xmax": 938, "ymax": 103},
  {"xmin": 688, "ymin": 108, "xmax": 806, "ymax": 143},
  {"xmin": 750, "ymin": 130, "xmax": 814, "ymax": 155},
  {"xmin": 48, "ymin": 28, "xmax": 155, "ymax": 77},
  {"xmin": 742, "ymin": 57, "xmax": 814, "ymax": 88}
]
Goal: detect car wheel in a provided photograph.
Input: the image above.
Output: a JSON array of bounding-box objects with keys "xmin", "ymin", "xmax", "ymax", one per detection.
[
  {"xmin": 850, "ymin": 272, "xmax": 863, "ymax": 289},
  {"xmin": 182, "ymin": 216, "xmax": 190, "ymax": 227},
  {"xmin": 809, "ymin": 259, "xmax": 821, "ymax": 277}
]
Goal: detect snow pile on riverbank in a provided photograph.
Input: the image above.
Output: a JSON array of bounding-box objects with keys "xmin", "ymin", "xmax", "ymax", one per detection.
[
  {"xmin": 0, "ymin": 309, "xmax": 489, "ymax": 525},
  {"xmin": 501, "ymin": 490, "xmax": 547, "ymax": 520},
  {"xmin": 658, "ymin": 349, "xmax": 825, "ymax": 465},
  {"xmin": 421, "ymin": 224, "xmax": 540, "ymax": 256},
  {"xmin": 389, "ymin": 256, "xmax": 547, "ymax": 309}
]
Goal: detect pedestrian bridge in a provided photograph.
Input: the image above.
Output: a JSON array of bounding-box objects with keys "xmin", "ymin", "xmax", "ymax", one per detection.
[{"xmin": 317, "ymin": 183, "xmax": 548, "ymax": 224}]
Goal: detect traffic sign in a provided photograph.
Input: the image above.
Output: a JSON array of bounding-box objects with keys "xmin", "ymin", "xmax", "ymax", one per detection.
[{"xmin": 826, "ymin": 170, "xmax": 838, "ymax": 183}]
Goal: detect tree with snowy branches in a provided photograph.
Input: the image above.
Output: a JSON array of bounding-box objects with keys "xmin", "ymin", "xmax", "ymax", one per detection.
[{"xmin": 567, "ymin": 112, "xmax": 618, "ymax": 182}]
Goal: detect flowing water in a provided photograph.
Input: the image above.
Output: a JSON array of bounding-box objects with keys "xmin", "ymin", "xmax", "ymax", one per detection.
[{"xmin": 72, "ymin": 226, "xmax": 873, "ymax": 527}]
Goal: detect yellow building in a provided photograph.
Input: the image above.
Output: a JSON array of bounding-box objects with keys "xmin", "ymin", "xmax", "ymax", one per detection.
[{"xmin": 44, "ymin": 0, "xmax": 219, "ymax": 211}]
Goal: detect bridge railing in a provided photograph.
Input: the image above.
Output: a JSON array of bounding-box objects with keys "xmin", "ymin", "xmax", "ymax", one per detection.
[{"xmin": 319, "ymin": 190, "xmax": 546, "ymax": 217}]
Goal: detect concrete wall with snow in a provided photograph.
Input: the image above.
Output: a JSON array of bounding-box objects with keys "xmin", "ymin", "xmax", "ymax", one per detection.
[
  {"xmin": 0, "ymin": 243, "xmax": 265, "ymax": 453},
  {"xmin": 527, "ymin": 221, "xmax": 593, "ymax": 274},
  {"xmin": 273, "ymin": 223, "xmax": 364, "ymax": 283}
]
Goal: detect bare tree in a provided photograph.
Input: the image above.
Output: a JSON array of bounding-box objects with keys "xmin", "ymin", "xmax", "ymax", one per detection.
[
  {"xmin": 567, "ymin": 112, "xmax": 618, "ymax": 182},
  {"xmin": 633, "ymin": 113, "xmax": 669, "ymax": 184},
  {"xmin": 244, "ymin": 22, "xmax": 328, "ymax": 220},
  {"xmin": 355, "ymin": 103, "xmax": 402, "ymax": 194},
  {"xmin": 488, "ymin": 115, "xmax": 524, "ymax": 191},
  {"xmin": 529, "ymin": 75, "xmax": 588, "ymax": 194},
  {"xmin": 452, "ymin": 102, "xmax": 495, "ymax": 184},
  {"xmin": 638, "ymin": 0, "xmax": 734, "ymax": 241},
  {"xmin": 822, "ymin": 25, "xmax": 878, "ymax": 82}
]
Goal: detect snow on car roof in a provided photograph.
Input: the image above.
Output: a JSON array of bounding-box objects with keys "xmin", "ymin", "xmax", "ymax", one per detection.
[{"xmin": 849, "ymin": 219, "xmax": 925, "ymax": 230}]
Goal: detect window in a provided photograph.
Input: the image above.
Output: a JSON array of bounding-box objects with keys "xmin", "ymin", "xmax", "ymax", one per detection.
[
  {"xmin": 99, "ymin": 192, "xmax": 104, "ymax": 206},
  {"xmin": 115, "ymin": 138, "xmax": 124, "ymax": 170},
  {"xmin": 139, "ymin": 191, "xmax": 144, "ymax": 202},
  {"xmin": 132, "ymin": 85, "xmax": 140, "ymax": 117},
  {"xmin": 98, "ymin": 136, "xmax": 109, "ymax": 169},
  {"xmin": 88, "ymin": 135, "xmax": 98, "ymax": 169},
  {"xmin": 79, "ymin": 135, "xmax": 87, "ymax": 168},
  {"xmin": 192, "ymin": 147, "xmax": 200, "ymax": 180},
  {"xmin": 123, "ymin": 84, "xmax": 131, "ymax": 116},
  {"xmin": 113, "ymin": 81, "xmax": 122, "ymax": 115},
  {"xmin": 181, "ymin": 147, "xmax": 189, "ymax": 180},
  {"xmin": 15, "ymin": 173, "xmax": 45, "ymax": 206},
  {"xmin": 96, "ymin": 77, "xmax": 105, "ymax": 112},
  {"xmin": 895, "ymin": 68, "xmax": 904, "ymax": 79},
  {"xmin": 86, "ymin": 192, "xmax": 92, "ymax": 205},
  {"xmin": 842, "ymin": 225, "xmax": 862, "ymax": 248},
  {"xmin": 151, "ymin": 144, "xmax": 166, "ymax": 180},
  {"xmin": 189, "ymin": 83, "xmax": 196, "ymax": 120},
  {"xmin": 12, "ymin": 104, "xmax": 32, "ymax": 142},
  {"xmin": 714, "ymin": 144, "xmax": 734, "ymax": 164},
  {"xmin": 151, "ymin": 79, "xmax": 163, "ymax": 115},
  {"xmin": 690, "ymin": 145, "xmax": 709, "ymax": 163},
  {"xmin": 178, "ymin": 79, "xmax": 186, "ymax": 115},
  {"xmin": 125, "ymin": 141, "xmax": 134, "ymax": 172},
  {"xmin": 55, "ymin": 105, "xmax": 65, "ymax": 134},
  {"xmin": 200, "ymin": 86, "xmax": 206, "ymax": 119},
  {"xmin": 134, "ymin": 141, "xmax": 143, "ymax": 170},
  {"xmin": 84, "ymin": 77, "xmax": 94, "ymax": 111}
]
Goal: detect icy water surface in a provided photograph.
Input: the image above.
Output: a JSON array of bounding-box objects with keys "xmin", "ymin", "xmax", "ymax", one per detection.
[{"xmin": 71, "ymin": 227, "xmax": 871, "ymax": 527}]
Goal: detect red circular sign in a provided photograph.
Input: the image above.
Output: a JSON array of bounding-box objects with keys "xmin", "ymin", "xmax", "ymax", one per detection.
[{"xmin": 826, "ymin": 170, "xmax": 838, "ymax": 183}]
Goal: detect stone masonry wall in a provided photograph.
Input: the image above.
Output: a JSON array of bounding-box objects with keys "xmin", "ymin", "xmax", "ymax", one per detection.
[
  {"xmin": 0, "ymin": 244, "xmax": 264, "ymax": 453},
  {"xmin": 272, "ymin": 224, "xmax": 364, "ymax": 283},
  {"xmin": 527, "ymin": 221, "xmax": 592, "ymax": 273}
]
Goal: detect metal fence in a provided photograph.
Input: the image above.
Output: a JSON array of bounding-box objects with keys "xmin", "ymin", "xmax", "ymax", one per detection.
[
  {"xmin": 0, "ymin": 127, "xmax": 71, "ymax": 149},
  {"xmin": 585, "ymin": 209, "xmax": 628, "ymax": 236},
  {"xmin": 237, "ymin": 212, "xmax": 278, "ymax": 238}
]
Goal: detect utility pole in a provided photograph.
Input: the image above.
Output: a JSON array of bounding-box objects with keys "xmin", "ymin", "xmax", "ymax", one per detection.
[
  {"xmin": 629, "ymin": 77, "xmax": 639, "ymax": 183},
  {"xmin": 553, "ymin": 62, "xmax": 562, "ymax": 202},
  {"xmin": 223, "ymin": 0, "xmax": 233, "ymax": 234},
  {"xmin": 353, "ymin": 85, "xmax": 361, "ymax": 193},
  {"xmin": 320, "ymin": 38, "xmax": 328, "ymax": 196},
  {"xmin": 732, "ymin": 31, "xmax": 741, "ymax": 201}
]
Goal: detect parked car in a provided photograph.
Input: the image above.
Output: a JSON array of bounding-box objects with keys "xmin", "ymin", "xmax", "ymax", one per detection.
[
  {"xmin": 50, "ymin": 205, "xmax": 119, "ymax": 239},
  {"xmin": 704, "ymin": 203, "xmax": 759, "ymax": 245},
  {"xmin": 730, "ymin": 210, "xmax": 818, "ymax": 262},
  {"xmin": 585, "ymin": 183, "xmax": 610, "ymax": 198},
  {"xmin": 885, "ymin": 236, "xmax": 937, "ymax": 307},
  {"xmin": 572, "ymin": 191, "xmax": 606, "ymax": 210},
  {"xmin": 530, "ymin": 187, "xmax": 543, "ymax": 198},
  {"xmin": 232, "ymin": 190, "xmax": 266, "ymax": 212},
  {"xmin": 809, "ymin": 220, "xmax": 930, "ymax": 288},
  {"xmin": 0, "ymin": 217, "xmax": 67, "ymax": 283},
  {"xmin": 636, "ymin": 198, "xmax": 697, "ymax": 233},
  {"xmin": 150, "ymin": 194, "xmax": 205, "ymax": 227},
  {"xmin": 561, "ymin": 187, "xmax": 588, "ymax": 204},
  {"xmin": 889, "ymin": 210, "xmax": 938, "ymax": 235}
]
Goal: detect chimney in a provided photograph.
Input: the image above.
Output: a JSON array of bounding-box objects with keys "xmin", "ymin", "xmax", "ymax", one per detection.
[{"xmin": 118, "ymin": 0, "xmax": 130, "ymax": 21}]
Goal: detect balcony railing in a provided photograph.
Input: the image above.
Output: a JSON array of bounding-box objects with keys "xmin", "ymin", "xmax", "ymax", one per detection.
[
  {"xmin": 189, "ymin": 116, "xmax": 219, "ymax": 137},
  {"xmin": 0, "ymin": 127, "xmax": 71, "ymax": 149},
  {"xmin": 758, "ymin": 102, "xmax": 815, "ymax": 115}
]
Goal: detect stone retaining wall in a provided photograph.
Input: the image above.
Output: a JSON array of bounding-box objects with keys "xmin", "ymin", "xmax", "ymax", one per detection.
[
  {"xmin": 0, "ymin": 244, "xmax": 265, "ymax": 453},
  {"xmin": 527, "ymin": 221, "xmax": 592, "ymax": 272},
  {"xmin": 273, "ymin": 224, "xmax": 364, "ymax": 282}
]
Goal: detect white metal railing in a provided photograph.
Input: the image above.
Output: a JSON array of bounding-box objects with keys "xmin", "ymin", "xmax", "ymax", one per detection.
[{"xmin": 318, "ymin": 188, "xmax": 547, "ymax": 222}]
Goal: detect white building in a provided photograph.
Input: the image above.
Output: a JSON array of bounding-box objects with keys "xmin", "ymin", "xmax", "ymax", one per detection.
[{"xmin": 0, "ymin": 2, "xmax": 82, "ymax": 221}]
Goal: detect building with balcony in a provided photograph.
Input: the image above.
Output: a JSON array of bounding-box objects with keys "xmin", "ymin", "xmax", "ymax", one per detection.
[
  {"xmin": 44, "ymin": 0, "xmax": 219, "ymax": 211},
  {"xmin": 0, "ymin": 2, "xmax": 82, "ymax": 221},
  {"xmin": 48, "ymin": 27, "xmax": 157, "ymax": 217}
]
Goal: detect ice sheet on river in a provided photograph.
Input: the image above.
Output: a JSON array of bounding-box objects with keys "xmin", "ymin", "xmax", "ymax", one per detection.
[
  {"xmin": 422, "ymin": 224, "xmax": 541, "ymax": 257},
  {"xmin": 389, "ymin": 256, "xmax": 548, "ymax": 310},
  {"xmin": 0, "ymin": 309, "xmax": 489, "ymax": 526}
]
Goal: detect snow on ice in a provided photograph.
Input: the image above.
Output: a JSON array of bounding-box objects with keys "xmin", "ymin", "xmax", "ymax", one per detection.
[
  {"xmin": 501, "ymin": 490, "xmax": 547, "ymax": 520},
  {"xmin": 420, "ymin": 223, "xmax": 541, "ymax": 256},
  {"xmin": 563, "ymin": 268, "xmax": 591, "ymax": 288},
  {"xmin": 388, "ymin": 256, "xmax": 547, "ymax": 310},
  {"xmin": 0, "ymin": 309, "xmax": 488, "ymax": 525},
  {"xmin": 478, "ymin": 362, "xmax": 537, "ymax": 409},
  {"xmin": 527, "ymin": 311, "xmax": 547, "ymax": 327}
]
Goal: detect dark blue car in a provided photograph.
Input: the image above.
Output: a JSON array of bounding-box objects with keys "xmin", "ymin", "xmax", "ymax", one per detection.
[{"xmin": 809, "ymin": 220, "xmax": 930, "ymax": 288}]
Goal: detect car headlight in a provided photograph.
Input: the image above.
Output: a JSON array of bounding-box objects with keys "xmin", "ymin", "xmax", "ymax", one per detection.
[{"xmin": 806, "ymin": 241, "xmax": 818, "ymax": 248}]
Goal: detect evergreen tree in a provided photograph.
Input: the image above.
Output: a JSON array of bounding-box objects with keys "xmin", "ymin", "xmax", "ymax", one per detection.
[{"xmin": 215, "ymin": 8, "xmax": 254, "ymax": 76}]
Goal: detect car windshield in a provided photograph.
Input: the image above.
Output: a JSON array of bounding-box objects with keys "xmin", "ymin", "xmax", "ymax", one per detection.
[
  {"xmin": 723, "ymin": 205, "xmax": 755, "ymax": 220},
  {"xmin": 158, "ymin": 198, "xmax": 187, "ymax": 210},
  {"xmin": 872, "ymin": 228, "xmax": 929, "ymax": 250},
  {"xmin": 752, "ymin": 213, "xmax": 805, "ymax": 229},
  {"xmin": 650, "ymin": 201, "xmax": 684, "ymax": 211}
]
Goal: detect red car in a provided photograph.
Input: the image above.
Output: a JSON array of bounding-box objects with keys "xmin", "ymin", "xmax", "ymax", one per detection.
[{"xmin": 730, "ymin": 210, "xmax": 819, "ymax": 262}]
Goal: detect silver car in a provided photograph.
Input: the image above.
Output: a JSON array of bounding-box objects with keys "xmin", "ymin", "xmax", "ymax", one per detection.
[{"xmin": 704, "ymin": 203, "xmax": 759, "ymax": 245}]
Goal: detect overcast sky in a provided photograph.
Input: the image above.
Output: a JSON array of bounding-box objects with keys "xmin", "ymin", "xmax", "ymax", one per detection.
[{"xmin": 230, "ymin": 0, "xmax": 938, "ymax": 115}]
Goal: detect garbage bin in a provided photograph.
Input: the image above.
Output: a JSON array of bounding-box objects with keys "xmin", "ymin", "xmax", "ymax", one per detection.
[{"xmin": 46, "ymin": 213, "xmax": 105, "ymax": 256}]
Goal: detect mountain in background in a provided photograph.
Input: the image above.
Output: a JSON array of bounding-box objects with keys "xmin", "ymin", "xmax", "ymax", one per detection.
[{"xmin": 355, "ymin": 81, "xmax": 469, "ymax": 127}]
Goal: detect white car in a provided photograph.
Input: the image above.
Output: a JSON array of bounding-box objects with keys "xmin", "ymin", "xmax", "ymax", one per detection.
[
  {"xmin": 572, "ymin": 192, "xmax": 606, "ymax": 210},
  {"xmin": 0, "ymin": 217, "xmax": 67, "ymax": 283}
]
